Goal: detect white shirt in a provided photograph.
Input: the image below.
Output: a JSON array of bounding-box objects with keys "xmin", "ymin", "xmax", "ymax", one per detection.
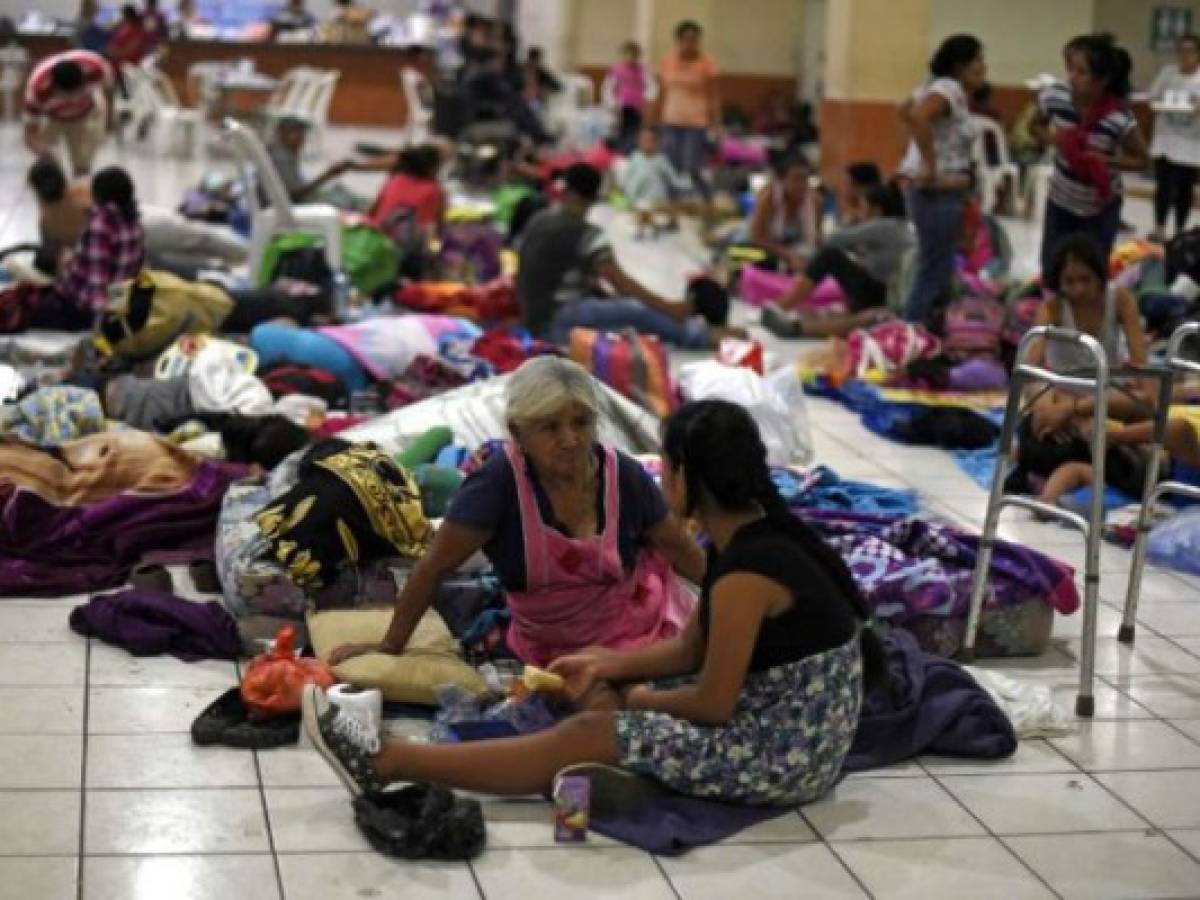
[
  {"xmin": 1149, "ymin": 64, "xmax": 1200, "ymax": 167},
  {"xmin": 897, "ymin": 77, "xmax": 976, "ymax": 178}
]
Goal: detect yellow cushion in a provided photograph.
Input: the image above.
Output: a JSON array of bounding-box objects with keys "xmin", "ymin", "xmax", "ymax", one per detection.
[{"xmin": 307, "ymin": 607, "xmax": 486, "ymax": 705}]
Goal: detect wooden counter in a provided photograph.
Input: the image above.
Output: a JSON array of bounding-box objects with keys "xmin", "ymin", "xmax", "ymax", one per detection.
[{"xmin": 19, "ymin": 34, "xmax": 414, "ymax": 128}]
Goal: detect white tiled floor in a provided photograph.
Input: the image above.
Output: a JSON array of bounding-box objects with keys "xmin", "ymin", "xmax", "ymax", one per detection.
[{"xmin": 1, "ymin": 121, "xmax": 1200, "ymax": 898}]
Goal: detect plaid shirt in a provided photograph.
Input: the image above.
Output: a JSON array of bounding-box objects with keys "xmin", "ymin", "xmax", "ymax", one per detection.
[{"xmin": 57, "ymin": 203, "xmax": 145, "ymax": 311}]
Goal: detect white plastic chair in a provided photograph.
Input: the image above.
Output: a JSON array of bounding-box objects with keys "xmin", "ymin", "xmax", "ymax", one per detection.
[
  {"xmin": 0, "ymin": 44, "xmax": 29, "ymax": 121},
  {"xmin": 112, "ymin": 63, "xmax": 158, "ymax": 144},
  {"xmin": 221, "ymin": 118, "xmax": 342, "ymax": 281},
  {"xmin": 279, "ymin": 69, "xmax": 338, "ymax": 158},
  {"xmin": 970, "ymin": 114, "xmax": 1020, "ymax": 216},
  {"xmin": 548, "ymin": 72, "xmax": 609, "ymax": 150},
  {"xmin": 399, "ymin": 66, "xmax": 433, "ymax": 146},
  {"xmin": 260, "ymin": 66, "xmax": 316, "ymax": 131},
  {"xmin": 1024, "ymin": 157, "xmax": 1055, "ymax": 221},
  {"xmin": 141, "ymin": 66, "xmax": 204, "ymax": 157}
]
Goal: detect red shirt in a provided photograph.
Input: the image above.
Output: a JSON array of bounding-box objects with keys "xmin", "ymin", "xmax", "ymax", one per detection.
[
  {"xmin": 369, "ymin": 174, "xmax": 445, "ymax": 229},
  {"xmin": 23, "ymin": 50, "xmax": 112, "ymax": 121},
  {"xmin": 108, "ymin": 22, "xmax": 150, "ymax": 65}
]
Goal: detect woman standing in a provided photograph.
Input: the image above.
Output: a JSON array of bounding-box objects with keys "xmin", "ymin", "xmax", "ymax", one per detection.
[
  {"xmin": 657, "ymin": 20, "xmax": 718, "ymax": 199},
  {"xmin": 898, "ymin": 34, "xmax": 986, "ymax": 325},
  {"xmin": 1148, "ymin": 35, "xmax": 1200, "ymax": 242},
  {"xmin": 1032, "ymin": 34, "xmax": 1148, "ymax": 272}
]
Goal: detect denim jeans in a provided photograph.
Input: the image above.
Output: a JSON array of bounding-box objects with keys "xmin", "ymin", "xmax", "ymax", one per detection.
[
  {"xmin": 904, "ymin": 188, "xmax": 967, "ymax": 325},
  {"xmin": 548, "ymin": 298, "xmax": 711, "ymax": 349},
  {"xmin": 1039, "ymin": 198, "xmax": 1122, "ymax": 275},
  {"xmin": 660, "ymin": 125, "xmax": 711, "ymax": 198}
]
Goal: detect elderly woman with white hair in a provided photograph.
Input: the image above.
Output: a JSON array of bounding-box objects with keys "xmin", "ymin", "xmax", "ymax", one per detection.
[{"xmin": 330, "ymin": 356, "xmax": 705, "ymax": 670}]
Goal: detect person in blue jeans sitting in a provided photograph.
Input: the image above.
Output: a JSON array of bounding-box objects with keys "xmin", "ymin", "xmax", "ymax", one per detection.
[{"xmin": 515, "ymin": 163, "xmax": 740, "ymax": 349}]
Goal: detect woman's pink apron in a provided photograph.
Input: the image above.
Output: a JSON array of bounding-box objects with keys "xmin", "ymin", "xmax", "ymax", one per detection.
[{"xmin": 503, "ymin": 442, "xmax": 693, "ymax": 667}]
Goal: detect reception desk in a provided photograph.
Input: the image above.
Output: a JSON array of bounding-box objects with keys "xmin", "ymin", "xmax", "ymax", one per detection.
[{"xmin": 18, "ymin": 34, "xmax": 416, "ymax": 128}]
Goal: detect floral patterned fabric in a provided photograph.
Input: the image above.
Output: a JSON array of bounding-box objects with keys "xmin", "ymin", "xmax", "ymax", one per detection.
[{"xmin": 614, "ymin": 634, "xmax": 862, "ymax": 806}]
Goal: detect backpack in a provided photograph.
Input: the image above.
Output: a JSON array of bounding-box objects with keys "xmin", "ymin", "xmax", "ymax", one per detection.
[
  {"xmin": 942, "ymin": 294, "xmax": 1004, "ymax": 359},
  {"xmin": 96, "ymin": 270, "xmax": 234, "ymax": 362},
  {"xmin": 1001, "ymin": 289, "xmax": 1044, "ymax": 348},
  {"xmin": 341, "ymin": 224, "xmax": 400, "ymax": 297},
  {"xmin": 257, "ymin": 232, "xmax": 333, "ymax": 292}
]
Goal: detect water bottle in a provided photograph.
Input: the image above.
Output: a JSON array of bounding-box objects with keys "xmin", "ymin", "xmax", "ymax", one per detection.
[{"xmin": 333, "ymin": 271, "xmax": 351, "ymax": 321}]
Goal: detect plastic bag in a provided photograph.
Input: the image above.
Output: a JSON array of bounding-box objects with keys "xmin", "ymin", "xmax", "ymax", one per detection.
[
  {"xmin": 240, "ymin": 626, "xmax": 337, "ymax": 721},
  {"xmin": 1147, "ymin": 507, "xmax": 1200, "ymax": 576},
  {"xmin": 677, "ymin": 360, "xmax": 814, "ymax": 467}
]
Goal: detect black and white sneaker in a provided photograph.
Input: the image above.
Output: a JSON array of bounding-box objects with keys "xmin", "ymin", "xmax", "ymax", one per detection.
[{"xmin": 301, "ymin": 684, "xmax": 385, "ymax": 797}]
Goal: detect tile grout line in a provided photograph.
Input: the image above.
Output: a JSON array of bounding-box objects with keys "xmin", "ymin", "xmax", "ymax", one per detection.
[
  {"xmin": 649, "ymin": 855, "xmax": 683, "ymax": 900},
  {"xmin": 76, "ymin": 637, "xmax": 92, "ymax": 900},
  {"xmin": 796, "ymin": 807, "xmax": 878, "ymax": 900},
  {"xmin": 920, "ymin": 766, "xmax": 1065, "ymax": 899}
]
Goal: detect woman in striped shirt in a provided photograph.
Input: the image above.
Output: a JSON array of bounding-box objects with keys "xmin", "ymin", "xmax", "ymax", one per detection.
[{"xmin": 1031, "ymin": 34, "xmax": 1148, "ymax": 274}]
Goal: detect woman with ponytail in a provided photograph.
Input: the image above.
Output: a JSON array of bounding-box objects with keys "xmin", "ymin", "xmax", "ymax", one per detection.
[
  {"xmin": 303, "ymin": 399, "xmax": 877, "ymax": 809},
  {"xmin": 22, "ymin": 165, "xmax": 145, "ymax": 330},
  {"xmin": 1032, "ymin": 34, "xmax": 1148, "ymax": 272}
]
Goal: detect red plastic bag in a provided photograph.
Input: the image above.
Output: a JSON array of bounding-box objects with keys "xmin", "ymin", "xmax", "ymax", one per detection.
[{"xmin": 240, "ymin": 626, "xmax": 336, "ymax": 721}]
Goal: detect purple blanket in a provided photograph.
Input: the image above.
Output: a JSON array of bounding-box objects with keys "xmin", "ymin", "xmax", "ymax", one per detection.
[
  {"xmin": 800, "ymin": 510, "xmax": 1080, "ymax": 622},
  {"xmin": 0, "ymin": 460, "xmax": 248, "ymax": 597},
  {"xmin": 70, "ymin": 588, "xmax": 241, "ymax": 661},
  {"xmin": 591, "ymin": 628, "xmax": 1016, "ymax": 854}
]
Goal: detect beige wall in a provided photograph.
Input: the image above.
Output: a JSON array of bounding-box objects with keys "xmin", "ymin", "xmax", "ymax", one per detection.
[
  {"xmin": 824, "ymin": 0, "xmax": 931, "ymax": 101},
  {"xmin": 708, "ymin": 0, "xmax": 803, "ymax": 76},
  {"xmin": 1094, "ymin": 0, "xmax": 1200, "ymax": 90},
  {"xmin": 573, "ymin": 0, "xmax": 637, "ymax": 67},
  {"xmin": 928, "ymin": 0, "xmax": 1095, "ymax": 85}
]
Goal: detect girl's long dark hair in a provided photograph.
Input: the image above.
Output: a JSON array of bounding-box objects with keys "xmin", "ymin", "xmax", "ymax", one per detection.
[
  {"xmin": 92, "ymin": 166, "xmax": 139, "ymax": 222},
  {"xmin": 662, "ymin": 399, "xmax": 886, "ymax": 686}
]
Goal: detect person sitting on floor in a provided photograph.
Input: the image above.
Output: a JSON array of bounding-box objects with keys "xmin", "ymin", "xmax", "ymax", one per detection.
[
  {"xmin": 305, "ymin": 397, "xmax": 879, "ymax": 807},
  {"xmin": 368, "ymin": 143, "xmax": 446, "ymax": 236},
  {"xmin": 517, "ymin": 163, "xmax": 741, "ymax": 349},
  {"xmin": 1008, "ymin": 234, "xmax": 1154, "ymax": 504},
  {"xmin": 26, "ymin": 155, "xmax": 247, "ymax": 275},
  {"xmin": 761, "ymin": 183, "xmax": 912, "ymax": 339},
  {"xmin": 268, "ymin": 116, "xmax": 371, "ymax": 212},
  {"xmin": 742, "ymin": 152, "xmax": 823, "ymax": 273},
  {"xmin": 840, "ymin": 162, "xmax": 883, "ymax": 225},
  {"xmin": 23, "ymin": 166, "xmax": 145, "ymax": 331},
  {"xmin": 620, "ymin": 126, "xmax": 689, "ymax": 239},
  {"xmin": 328, "ymin": 355, "xmax": 706, "ymax": 670}
]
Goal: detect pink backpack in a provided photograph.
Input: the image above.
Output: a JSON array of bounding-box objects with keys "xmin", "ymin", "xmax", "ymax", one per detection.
[{"xmin": 942, "ymin": 295, "xmax": 1004, "ymax": 359}]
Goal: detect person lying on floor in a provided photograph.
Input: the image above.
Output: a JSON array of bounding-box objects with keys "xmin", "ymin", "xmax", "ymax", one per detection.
[
  {"xmin": 305, "ymin": 397, "xmax": 881, "ymax": 805},
  {"xmin": 1034, "ymin": 391, "xmax": 1200, "ymax": 508},
  {"xmin": 25, "ymin": 156, "xmax": 247, "ymax": 275},
  {"xmin": 517, "ymin": 163, "xmax": 743, "ymax": 349},
  {"xmin": 761, "ymin": 182, "xmax": 912, "ymax": 339},
  {"xmin": 328, "ymin": 355, "xmax": 705, "ymax": 670},
  {"xmin": 20, "ymin": 166, "xmax": 144, "ymax": 331}
]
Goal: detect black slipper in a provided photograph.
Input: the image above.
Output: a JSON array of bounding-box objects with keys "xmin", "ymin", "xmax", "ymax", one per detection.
[
  {"xmin": 192, "ymin": 687, "xmax": 300, "ymax": 749},
  {"xmin": 189, "ymin": 559, "xmax": 221, "ymax": 594},
  {"xmin": 130, "ymin": 562, "xmax": 173, "ymax": 594}
]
